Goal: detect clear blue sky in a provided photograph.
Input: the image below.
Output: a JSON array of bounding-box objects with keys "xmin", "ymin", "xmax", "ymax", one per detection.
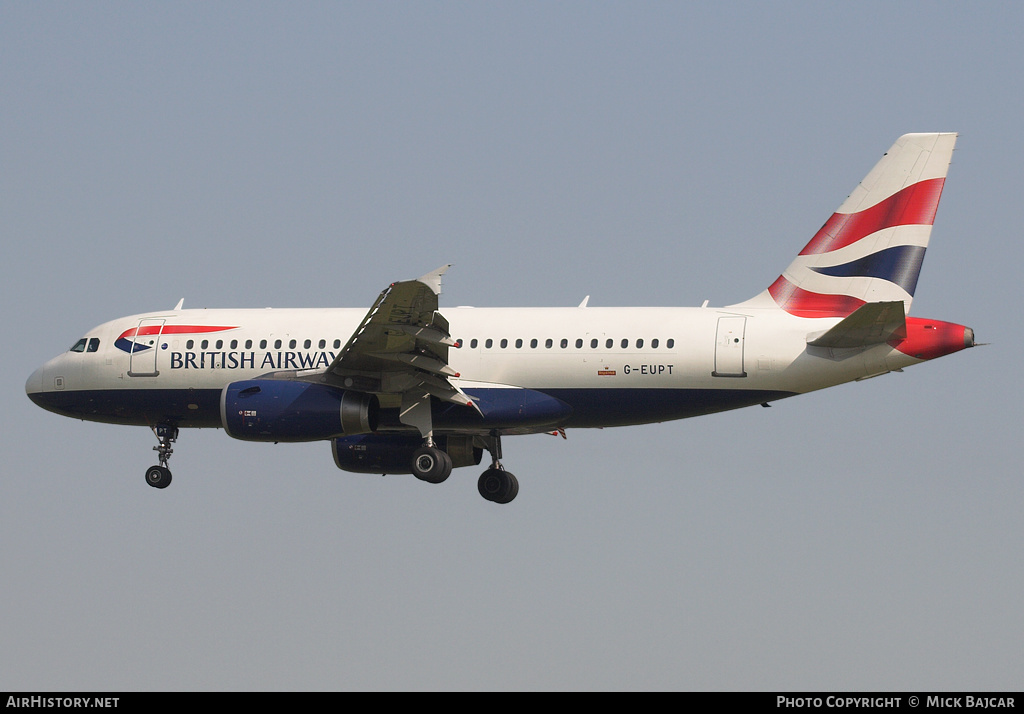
[{"xmin": 2, "ymin": 1, "xmax": 1020, "ymax": 690}]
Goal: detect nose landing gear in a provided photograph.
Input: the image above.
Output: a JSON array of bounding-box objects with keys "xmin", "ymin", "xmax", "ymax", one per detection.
[{"xmin": 146, "ymin": 424, "xmax": 178, "ymax": 489}]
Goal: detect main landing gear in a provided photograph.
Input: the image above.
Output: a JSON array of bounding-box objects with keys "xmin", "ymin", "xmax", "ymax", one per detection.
[
  {"xmin": 477, "ymin": 433, "xmax": 518, "ymax": 504},
  {"xmin": 410, "ymin": 432, "xmax": 519, "ymax": 503},
  {"xmin": 478, "ymin": 466, "xmax": 518, "ymax": 504},
  {"xmin": 410, "ymin": 441, "xmax": 453, "ymax": 484},
  {"xmin": 145, "ymin": 424, "xmax": 177, "ymax": 489}
]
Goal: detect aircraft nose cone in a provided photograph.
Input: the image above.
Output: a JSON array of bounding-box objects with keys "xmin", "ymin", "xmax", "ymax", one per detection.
[
  {"xmin": 26, "ymin": 366, "xmax": 45, "ymax": 406},
  {"xmin": 26, "ymin": 367, "xmax": 42, "ymax": 396},
  {"xmin": 964, "ymin": 327, "xmax": 976, "ymax": 348}
]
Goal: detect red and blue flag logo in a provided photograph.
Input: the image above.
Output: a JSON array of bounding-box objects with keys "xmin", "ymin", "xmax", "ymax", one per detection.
[{"xmin": 115, "ymin": 325, "xmax": 238, "ymax": 354}]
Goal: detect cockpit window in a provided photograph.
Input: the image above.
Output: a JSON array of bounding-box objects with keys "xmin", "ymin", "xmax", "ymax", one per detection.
[{"xmin": 69, "ymin": 338, "xmax": 101, "ymax": 353}]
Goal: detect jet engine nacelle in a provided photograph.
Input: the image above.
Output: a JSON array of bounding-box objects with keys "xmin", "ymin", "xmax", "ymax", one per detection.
[
  {"xmin": 221, "ymin": 379, "xmax": 378, "ymax": 442},
  {"xmin": 332, "ymin": 434, "xmax": 482, "ymax": 474}
]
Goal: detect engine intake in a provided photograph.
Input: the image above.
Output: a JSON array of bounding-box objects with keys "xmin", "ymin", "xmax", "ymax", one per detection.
[{"xmin": 221, "ymin": 380, "xmax": 378, "ymax": 442}]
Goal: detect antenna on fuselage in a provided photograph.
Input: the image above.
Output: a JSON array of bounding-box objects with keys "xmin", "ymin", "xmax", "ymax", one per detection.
[{"xmin": 173, "ymin": 298, "xmax": 184, "ymax": 310}]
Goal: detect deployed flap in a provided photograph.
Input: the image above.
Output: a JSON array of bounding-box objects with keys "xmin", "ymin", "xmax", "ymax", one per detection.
[
  {"xmin": 807, "ymin": 301, "xmax": 907, "ymax": 348},
  {"xmin": 323, "ymin": 266, "xmax": 482, "ymax": 418}
]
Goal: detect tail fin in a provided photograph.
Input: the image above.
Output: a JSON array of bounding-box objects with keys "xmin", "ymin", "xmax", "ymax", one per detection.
[{"xmin": 736, "ymin": 133, "xmax": 957, "ymax": 317}]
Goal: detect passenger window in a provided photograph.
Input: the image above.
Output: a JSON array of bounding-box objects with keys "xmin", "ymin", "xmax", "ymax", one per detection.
[
  {"xmin": 545, "ymin": 339, "xmax": 553, "ymax": 348},
  {"xmin": 515, "ymin": 338, "xmax": 523, "ymax": 348},
  {"xmin": 621, "ymin": 339, "xmax": 628, "ymax": 349},
  {"xmin": 636, "ymin": 339, "xmax": 644, "ymax": 348},
  {"xmin": 485, "ymin": 338, "xmax": 493, "ymax": 348},
  {"xmin": 560, "ymin": 339, "xmax": 568, "ymax": 348},
  {"xmin": 274, "ymin": 339, "xmax": 282, "ymax": 349},
  {"xmin": 260, "ymin": 339, "xmax": 268, "ymax": 349},
  {"xmin": 591, "ymin": 339, "xmax": 598, "ymax": 348},
  {"xmin": 334, "ymin": 339, "xmax": 341, "ymax": 349},
  {"xmin": 186, "ymin": 339, "xmax": 194, "ymax": 349},
  {"xmin": 70, "ymin": 339, "xmax": 88, "ymax": 353},
  {"xmin": 530, "ymin": 339, "xmax": 538, "ymax": 348},
  {"xmin": 201, "ymin": 340, "xmax": 209, "ymax": 349},
  {"xmin": 245, "ymin": 340, "xmax": 253, "ymax": 349},
  {"xmin": 652, "ymin": 338, "xmax": 659, "ymax": 348},
  {"xmin": 230, "ymin": 339, "xmax": 238, "ymax": 349},
  {"xmin": 216, "ymin": 340, "xmax": 223, "ymax": 349},
  {"xmin": 304, "ymin": 339, "xmax": 311, "ymax": 349},
  {"xmin": 500, "ymin": 339, "xmax": 508, "ymax": 348},
  {"xmin": 470, "ymin": 339, "xmax": 478, "ymax": 348},
  {"xmin": 606, "ymin": 339, "xmax": 613, "ymax": 349},
  {"xmin": 87, "ymin": 338, "xmax": 100, "ymax": 352},
  {"xmin": 667, "ymin": 339, "xmax": 675, "ymax": 349},
  {"xmin": 575, "ymin": 338, "xmax": 583, "ymax": 348},
  {"xmin": 289, "ymin": 339, "xmax": 296, "ymax": 349},
  {"xmin": 319, "ymin": 339, "xmax": 326, "ymax": 349}
]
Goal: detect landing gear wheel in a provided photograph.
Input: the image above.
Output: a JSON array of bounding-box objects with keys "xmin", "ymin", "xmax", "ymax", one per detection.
[
  {"xmin": 478, "ymin": 467, "xmax": 518, "ymax": 504},
  {"xmin": 145, "ymin": 465, "xmax": 172, "ymax": 489},
  {"xmin": 147, "ymin": 424, "xmax": 178, "ymax": 490},
  {"xmin": 411, "ymin": 446, "xmax": 453, "ymax": 484}
]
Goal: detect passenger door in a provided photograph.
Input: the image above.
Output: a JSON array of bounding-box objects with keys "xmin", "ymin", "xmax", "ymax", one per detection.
[
  {"xmin": 127, "ymin": 318, "xmax": 166, "ymax": 377},
  {"xmin": 713, "ymin": 316, "xmax": 747, "ymax": 378}
]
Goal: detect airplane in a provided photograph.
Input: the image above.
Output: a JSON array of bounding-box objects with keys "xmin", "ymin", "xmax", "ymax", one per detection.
[{"xmin": 26, "ymin": 133, "xmax": 975, "ymax": 504}]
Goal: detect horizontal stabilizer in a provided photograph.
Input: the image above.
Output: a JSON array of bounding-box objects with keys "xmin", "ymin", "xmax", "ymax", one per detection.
[{"xmin": 807, "ymin": 301, "xmax": 907, "ymax": 348}]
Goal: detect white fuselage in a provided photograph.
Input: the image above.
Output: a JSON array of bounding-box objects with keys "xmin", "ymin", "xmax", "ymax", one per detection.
[{"xmin": 26, "ymin": 303, "xmax": 923, "ymax": 432}]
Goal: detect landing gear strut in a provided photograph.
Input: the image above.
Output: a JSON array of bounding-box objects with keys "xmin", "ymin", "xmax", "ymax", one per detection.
[
  {"xmin": 403, "ymin": 393, "xmax": 454, "ymax": 485},
  {"xmin": 477, "ymin": 433, "xmax": 518, "ymax": 504},
  {"xmin": 145, "ymin": 424, "xmax": 177, "ymax": 489}
]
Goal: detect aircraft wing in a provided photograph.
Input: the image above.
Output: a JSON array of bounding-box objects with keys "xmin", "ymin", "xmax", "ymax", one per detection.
[{"xmin": 322, "ymin": 265, "xmax": 482, "ymax": 416}]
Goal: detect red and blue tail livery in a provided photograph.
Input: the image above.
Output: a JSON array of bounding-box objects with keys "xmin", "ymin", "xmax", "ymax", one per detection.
[
  {"xmin": 750, "ymin": 133, "xmax": 956, "ymax": 318},
  {"xmin": 26, "ymin": 133, "xmax": 975, "ymax": 504}
]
